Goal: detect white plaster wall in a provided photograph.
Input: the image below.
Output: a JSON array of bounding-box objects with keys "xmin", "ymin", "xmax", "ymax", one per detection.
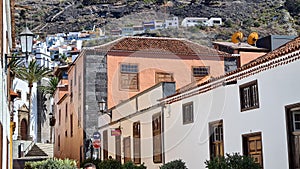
[
  {"xmin": 164, "ymin": 54, "xmax": 300, "ymax": 169},
  {"xmin": 12, "ymin": 78, "xmax": 38, "ymax": 141}
]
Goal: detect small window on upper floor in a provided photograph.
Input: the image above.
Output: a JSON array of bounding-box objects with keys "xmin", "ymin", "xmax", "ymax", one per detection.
[
  {"xmin": 155, "ymin": 72, "xmax": 174, "ymax": 84},
  {"xmin": 120, "ymin": 63, "xmax": 139, "ymax": 91},
  {"xmin": 17, "ymin": 90, "xmax": 22, "ymax": 99},
  {"xmin": 192, "ymin": 66, "xmax": 210, "ymax": 81},
  {"xmin": 182, "ymin": 102, "xmax": 194, "ymax": 125},
  {"xmin": 239, "ymin": 80, "xmax": 259, "ymax": 111}
]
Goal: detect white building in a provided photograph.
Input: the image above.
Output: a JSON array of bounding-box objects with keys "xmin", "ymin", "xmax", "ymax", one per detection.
[
  {"xmin": 165, "ymin": 16, "xmax": 179, "ymax": 28},
  {"xmin": 98, "ymin": 37, "xmax": 300, "ymax": 169},
  {"xmin": 1, "ymin": 0, "xmax": 16, "ymax": 168},
  {"xmin": 181, "ymin": 17, "xmax": 208, "ymax": 27},
  {"xmin": 12, "ymin": 78, "xmax": 38, "ymax": 142},
  {"xmin": 181, "ymin": 17, "xmax": 222, "ymax": 27}
]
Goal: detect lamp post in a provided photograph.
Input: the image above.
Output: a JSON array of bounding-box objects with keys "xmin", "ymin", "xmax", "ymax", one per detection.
[
  {"xmin": 19, "ymin": 27, "xmax": 34, "ymax": 60},
  {"xmin": 98, "ymin": 98, "xmax": 112, "ymax": 118}
]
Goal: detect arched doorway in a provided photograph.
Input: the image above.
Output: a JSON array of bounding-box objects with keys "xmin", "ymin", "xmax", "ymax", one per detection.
[{"xmin": 20, "ymin": 119, "xmax": 27, "ymax": 140}]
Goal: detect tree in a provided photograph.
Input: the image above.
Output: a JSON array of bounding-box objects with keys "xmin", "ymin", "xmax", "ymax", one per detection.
[
  {"xmin": 38, "ymin": 77, "xmax": 59, "ymax": 96},
  {"xmin": 17, "ymin": 60, "xmax": 52, "ymax": 139}
]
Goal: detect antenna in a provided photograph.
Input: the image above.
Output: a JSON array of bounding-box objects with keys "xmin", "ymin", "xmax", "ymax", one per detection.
[
  {"xmin": 231, "ymin": 31, "xmax": 244, "ymax": 44},
  {"xmin": 247, "ymin": 32, "xmax": 259, "ymax": 46}
]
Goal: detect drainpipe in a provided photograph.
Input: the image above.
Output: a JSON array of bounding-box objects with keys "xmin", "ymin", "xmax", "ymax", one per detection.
[
  {"xmin": 161, "ymin": 103, "xmax": 165, "ymax": 165},
  {"xmin": 10, "ymin": 121, "xmax": 14, "ymax": 169}
]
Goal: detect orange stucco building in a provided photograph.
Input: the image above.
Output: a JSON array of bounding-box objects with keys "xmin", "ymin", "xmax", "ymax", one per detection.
[{"xmin": 53, "ymin": 36, "xmax": 229, "ymax": 165}]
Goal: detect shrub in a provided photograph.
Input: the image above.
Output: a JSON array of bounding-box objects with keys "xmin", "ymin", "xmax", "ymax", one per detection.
[
  {"xmin": 98, "ymin": 159, "xmax": 122, "ymax": 169},
  {"xmin": 80, "ymin": 158, "xmax": 102, "ymax": 169},
  {"xmin": 205, "ymin": 153, "xmax": 261, "ymax": 169},
  {"xmin": 122, "ymin": 161, "xmax": 147, "ymax": 169},
  {"xmin": 24, "ymin": 158, "xmax": 77, "ymax": 169},
  {"xmin": 160, "ymin": 159, "xmax": 187, "ymax": 169}
]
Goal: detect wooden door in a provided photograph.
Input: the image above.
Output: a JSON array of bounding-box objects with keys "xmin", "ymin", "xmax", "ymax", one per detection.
[
  {"xmin": 123, "ymin": 137, "xmax": 131, "ymax": 163},
  {"xmin": 20, "ymin": 119, "xmax": 27, "ymax": 140}
]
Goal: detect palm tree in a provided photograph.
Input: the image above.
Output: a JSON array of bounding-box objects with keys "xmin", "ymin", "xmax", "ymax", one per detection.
[
  {"xmin": 38, "ymin": 77, "xmax": 59, "ymax": 96},
  {"xmin": 17, "ymin": 60, "xmax": 52, "ymax": 139}
]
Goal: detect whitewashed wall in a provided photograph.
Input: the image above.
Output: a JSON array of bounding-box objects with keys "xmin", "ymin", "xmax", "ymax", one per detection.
[{"xmin": 164, "ymin": 51, "xmax": 300, "ymax": 169}]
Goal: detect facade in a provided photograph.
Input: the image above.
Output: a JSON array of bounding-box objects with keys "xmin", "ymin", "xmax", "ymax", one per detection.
[
  {"xmin": 53, "ymin": 36, "xmax": 228, "ymax": 164},
  {"xmin": 1, "ymin": 0, "xmax": 16, "ymax": 168},
  {"xmin": 98, "ymin": 36, "xmax": 300, "ymax": 168},
  {"xmin": 164, "ymin": 17, "xmax": 179, "ymax": 29},
  {"xmin": 213, "ymin": 41, "xmax": 268, "ymax": 73}
]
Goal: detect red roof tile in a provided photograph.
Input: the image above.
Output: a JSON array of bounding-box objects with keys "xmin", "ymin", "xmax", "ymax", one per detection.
[{"xmin": 90, "ymin": 36, "xmax": 229, "ymax": 57}]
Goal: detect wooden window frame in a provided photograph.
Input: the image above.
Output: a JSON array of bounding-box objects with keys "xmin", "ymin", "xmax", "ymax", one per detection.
[
  {"xmin": 152, "ymin": 113, "xmax": 162, "ymax": 163},
  {"xmin": 182, "ymin": 102, "xmax": 194, "ymax": 125},
  {"xmin": 242, "ymin": 132, "xmax": 264, "ymax": 168},
  {"xmin": 119, "ymin": 63, "xmax": 139, "ymax": 91},
  {"xmin": 239, "ymin": 80, "xmax": 259, "ymax": 111},
  {"xmin": 192, "ymin": 66, "xmax": 210, "ymax": 81},
  {"xmin": 209, "ymin": 120, "xmax": 224, "ymax": 159},
  {"xmin": 70, "ymin": 114, "xmax": 73, "ymax": 137},
  {"xmin": 285, "ymin": 103, "xmax": 300, "ymax": 169},
  {"xmin": 133, "ymin": 122, "xmax": 141, "ymax": 164},
  {"xmin": 155, "ymin": 72, "xmax": 174, "ymax": 84}
]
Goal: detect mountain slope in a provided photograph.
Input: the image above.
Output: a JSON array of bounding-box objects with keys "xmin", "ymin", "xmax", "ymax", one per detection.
[{"xmin": 14, "ymin": 0, "xmax": 299, "ymax": 44}]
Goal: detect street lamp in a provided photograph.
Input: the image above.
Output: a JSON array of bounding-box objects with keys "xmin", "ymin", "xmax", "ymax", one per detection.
[
  {"xmin": 98, "ymin": 98, "xmax": 112, "ymax": 118},
  {"xmin": 19, "ymin": 27, "xmax": 34, "ymax": 60},
  {"xmin": 5, "ymin": 27, "xmax": 34, "ymax": 68}
]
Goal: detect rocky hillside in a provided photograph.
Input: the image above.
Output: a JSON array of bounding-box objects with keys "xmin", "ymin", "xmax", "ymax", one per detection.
[{"xmin": 14, "ymin": 0, "xmax": 299, "ymax": 45}]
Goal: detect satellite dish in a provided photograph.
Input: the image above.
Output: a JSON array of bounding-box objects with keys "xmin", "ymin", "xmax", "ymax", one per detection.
[
  {"xmin": 231, "ymin": 32, "xmax": 244, "ymax": 44},
  {"xmin": 247, "ymin": 32, "xmax": 259, "ymax": 45}
]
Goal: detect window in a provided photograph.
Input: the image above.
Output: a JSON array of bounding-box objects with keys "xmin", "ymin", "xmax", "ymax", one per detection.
[
  {"xmin": 103, "ymin": 130, "xmax": 108, "ymax": 160},
  {"xmin": 152, "ymin": 113, "xmax": 162, "ymax": 163},
  {"xmin": 65, "ymin": 130, "xmax": 67, "ymax": 137},
  {"xmin": 58, "ymin": 135, "xmax": 60, "ymax": 151},
  {"xmin": 182, "ymin": 102, "xmax": 194, "ymax": 124},
  {"xmin": 239, "ymin": 80, "xmax": 259, "ymax": 111},
  {"xmin": 17, "ymin": 90, "xmax": 21, "ymax": 99},
  {"xmin": 123, "ymin": 137, "xmax": 131, "ymax": 163},
  {"xmin": 65, "ymin": 104, "xmax": 68, "ymax": 122},
  {"xmin": 26, "ymin": 93, "xmax": 30, "ymax": 101},
  {"xmin": 70, "ymin": 80, "xmax": 73, "ymax": 102},
  {"xmin": 78, "ymin": 75, "xmax": 81, "ymax": 100},
  {"xmin": 133, "ymin": 122, "xmax": 141, "ymax": 164},
  {"xmin": 286, "ymin": 105, "xmax": 300, "ymax": 168},
  {"xmin": 120, "ymin": 63, "xmax": 138, "ymax": 90},
  {"xmin": 192, "ymin": 66, "xmax": 210, "ymax": 81},
  {"xmin": 293, "ymin": 112, "xmax": 300, "ymax": 131},
  {"xmin": 209, "ymin": 120, "xmax": 224, "ymax": 158},
  {"xmin": 155, "ymin": 72, "xmax": 174, "ymax": 83},
  {"xmin": 242, "ymin": 132, "xmax": 263, "ymax": 167},
  {"xmin": 78, "ymin": 106, "xmax": 81, "ymax": 127},
  {"xmin": 59, "ymin": 109, "xmax": 61, "ymax": 125},
  {"xmin": 70, "ymin": 114, "xmax": 73, "ymax": 137},
  {"xmin": 115, "ymin": 135, "xmax": 121, "ymax": 162}
]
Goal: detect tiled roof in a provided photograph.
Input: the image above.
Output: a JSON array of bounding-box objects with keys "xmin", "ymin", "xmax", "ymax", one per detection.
[
  {"xmin": 89, "ymin": 36, "xmax": 229, "ymax": 57},
  {"xmin": 162, "ymin": 36, "xmax": 300, "ymax": 103}
]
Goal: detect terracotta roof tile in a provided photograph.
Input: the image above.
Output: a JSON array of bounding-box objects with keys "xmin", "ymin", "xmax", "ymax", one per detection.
[{"xmin": 89, "ymin": 36, "xmax": 229, "ymax": 57}]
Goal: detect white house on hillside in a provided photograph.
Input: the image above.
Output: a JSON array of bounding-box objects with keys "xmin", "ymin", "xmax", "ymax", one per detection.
[
  {"xmin": 181, "ymin": 17, "xmax": 222, "ymax": 27},
  {"xmin": 98, "ymin": 37, "xmax": 300, "ymax": 169}
]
